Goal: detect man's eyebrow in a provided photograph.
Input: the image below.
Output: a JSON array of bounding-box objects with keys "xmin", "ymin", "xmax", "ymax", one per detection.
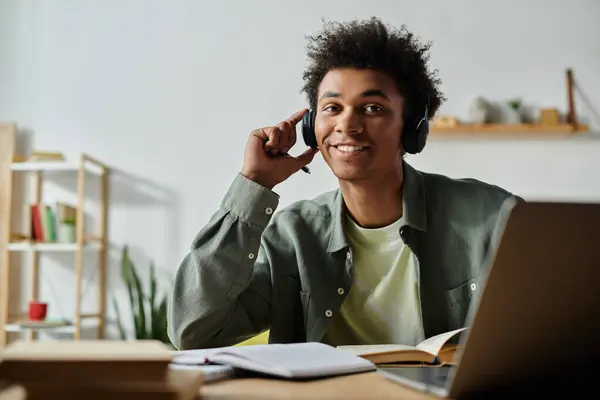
[
  {"xmin": 318, "ymin": 89, "xmax": 390, "ymax": 101},
  {"xmin": 319, "ymin": 91, "xmax": 340, "ymax": 100},
  {"xmin": 360, "ymin": 89, "xmax": 389, "ymax": 99}
]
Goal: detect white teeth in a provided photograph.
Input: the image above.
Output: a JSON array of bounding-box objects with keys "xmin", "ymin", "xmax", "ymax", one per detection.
[{"xmin": 336, "ymin": 145, "xmax": 364, "ymax": 153}]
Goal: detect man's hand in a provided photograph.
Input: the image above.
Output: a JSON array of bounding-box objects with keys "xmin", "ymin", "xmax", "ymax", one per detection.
[{"xmin": 241, "ymin": 109, "xmax": 319, "ymax": 190}]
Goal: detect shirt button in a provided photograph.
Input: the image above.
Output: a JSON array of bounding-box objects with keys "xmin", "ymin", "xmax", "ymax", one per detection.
[
  {"xmin": 470, "ymin": 283, "xmax": 477, "ymax": 291},
  {"xmin": 325, "ymin": 310, "xmax": 333, "ymax": 317},
  {"xmin": 265, "ymin": 207, "xmax": 273, "ymax": 215},
  {"xmin": 346, "ymin": 251, "xmax": 351, "ymax": 260},
  {"xmin": 248, "ymin": 253, "xmax": 255, "ymax": 259},
  {"xmin": 337, "ymin": 288, "xmax": 344, "ymax": 295}
]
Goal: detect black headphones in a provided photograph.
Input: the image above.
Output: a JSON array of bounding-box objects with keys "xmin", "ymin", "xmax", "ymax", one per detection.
[{"xmin": 301, "ymin": 105, "xmax": 429, "ymax": 154}]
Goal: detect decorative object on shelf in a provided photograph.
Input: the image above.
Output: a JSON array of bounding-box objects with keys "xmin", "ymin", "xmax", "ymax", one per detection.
[
  {"xmin": 28, "ymin": 301, "xmax": 48, "ymax": 321},
  {"xmin": 506, "ymin": 98, "xmax": 522, "ymax": 111},
  {"xmin": 112, "ymin": 246, "xmax": 171, "ymax": 346},
  {"xmin": 565, "ymin": 68, "xmax": 580, "ymax": 131},
  {"xmin": 505, "ymin": 97, "xmax": 537, "ymax": 123},
  {"xmin": 25, "ymin": 151, "xmax": 65, "ymax": 162},
  {"xmin": 539, "ymin": 108, "xmax": 561, "ymax": 126},
  {"xmin": 431, "ymin": 115, "xmax": 458, "ymax": 129},
  {"xmin": 467, "ymin": 96, "xmax": 522, "ymax": 124},
  {"xmin": 0, "ymin": 124, "xmax": 110, "ymax": 347},
  {"xmin": 467, "ymin": 96, "xmax": 490, "ymax": 124},
  {"xmin": 432, "ymin": 68, "xmax": 590, "ymax": 137},
  {"xmin": 12, "ymin": 154, "xmax": 26, "ymax": 163},
  {"xmin": 58, "ymin": 203, "xmax": 77, "ymax": 244}
]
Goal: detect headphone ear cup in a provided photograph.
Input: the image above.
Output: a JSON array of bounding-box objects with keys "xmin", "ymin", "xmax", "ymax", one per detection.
[
  {"xmin": 403, "ymin": 108, "xmax": 429, "ymax": 155},
  {"xmin": 414, "ymin": 116, "xmax": 429, "ymax": 154},
  {"xmin": 402, "ymin": 125, "xmax": 416, "ymax": 154},
  {"xmin": 302, "ymin": 109, "xmax": 318, "ymax": 149}
]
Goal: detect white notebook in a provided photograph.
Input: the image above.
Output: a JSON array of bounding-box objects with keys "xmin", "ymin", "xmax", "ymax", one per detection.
[
  {"xmin": 169, "ymin": 363, "xmax": 235, "ymax": 383},
  {"xmin": 172, "ymin": 342, "xmax": 376, "ymax": 379}
]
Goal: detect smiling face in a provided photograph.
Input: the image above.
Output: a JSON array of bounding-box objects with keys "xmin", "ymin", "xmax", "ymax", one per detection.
[{"xmin": 314, "ymin": 68, "xmax": 406, "ymax": 182}]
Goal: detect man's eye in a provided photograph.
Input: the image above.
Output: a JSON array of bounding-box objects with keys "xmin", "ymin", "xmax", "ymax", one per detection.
[
  {"xmin": 365, "ymin": 105, "xmax": 382, "ymax": 113},
  {"xmin": 323, "ymin": 105, "xmax": 340, "ymax": 113}
]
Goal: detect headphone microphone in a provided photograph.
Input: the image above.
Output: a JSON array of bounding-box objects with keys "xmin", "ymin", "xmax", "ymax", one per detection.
[{"xmin": 301, "ymin": 105, "xmax": 430, "ymax": 154}]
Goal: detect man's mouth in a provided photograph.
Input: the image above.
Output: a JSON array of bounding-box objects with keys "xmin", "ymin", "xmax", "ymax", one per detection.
[{"xmin": 332, "ymin": 145, "xmax": 366, "ymax": 153}]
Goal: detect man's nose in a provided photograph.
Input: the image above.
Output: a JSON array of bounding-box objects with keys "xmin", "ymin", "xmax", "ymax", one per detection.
[{"xmin": 336, "ymin": 110, "xmax": 364, "ymax": 134}]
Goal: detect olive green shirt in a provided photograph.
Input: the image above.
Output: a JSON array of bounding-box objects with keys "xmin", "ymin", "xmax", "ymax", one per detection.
[{"xmin": 167, "ymin": 161, "xmax": 520, "ymax": 350}]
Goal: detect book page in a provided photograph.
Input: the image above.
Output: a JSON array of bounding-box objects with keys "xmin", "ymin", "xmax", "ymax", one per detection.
[
  {"xmin": 207, "ymin": 342, "xmax": 376, "ymax": 378},
  {"xmin": 169, "ymin": 363, "xmax": 235, "ymax": 383},
  {"xmin": 172, "ymin": 346, "xmax": 234, "ymax": 365},
  {"xmin": 415, "ymin": 327, "xmax": 467, "ymax": 356},
  {"xmin": 337, "ymin": 344, "xmax": 422, "ymax": 356}
]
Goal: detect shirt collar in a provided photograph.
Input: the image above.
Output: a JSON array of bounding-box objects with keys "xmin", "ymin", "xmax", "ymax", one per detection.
[{"xmin": 327, "ymin": 160, "xmax": 428, "ymax": 252}]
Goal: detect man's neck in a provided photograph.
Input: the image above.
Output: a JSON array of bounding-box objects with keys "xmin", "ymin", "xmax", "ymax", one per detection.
[{"xmin": 339, "ymin": 168, "xmax": 404, "ymax": 229}]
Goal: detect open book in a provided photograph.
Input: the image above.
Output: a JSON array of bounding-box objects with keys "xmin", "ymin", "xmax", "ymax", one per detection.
[
  {"xmin": 172, "ymin": 342, "xmax": 376, "ymax": 379},
  {"xmin": 336, "ymin": 328, "xmax": 467, "ymax": 365}
]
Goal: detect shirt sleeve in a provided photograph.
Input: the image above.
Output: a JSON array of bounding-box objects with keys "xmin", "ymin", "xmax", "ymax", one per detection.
[{"xmin": 167, "ymin": 173, "xmax": 280, "ymax": 349}]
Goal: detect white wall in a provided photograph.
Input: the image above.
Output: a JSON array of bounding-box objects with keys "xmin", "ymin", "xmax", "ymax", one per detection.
[{"xmin": 1, "ymin": 0, "xmax": 599, "ymax": 339}]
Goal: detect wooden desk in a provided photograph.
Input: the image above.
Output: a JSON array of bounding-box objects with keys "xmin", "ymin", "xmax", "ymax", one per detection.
[{"xmin": 200, "ymin": 371, "xmax": 438, "ymax": 400}]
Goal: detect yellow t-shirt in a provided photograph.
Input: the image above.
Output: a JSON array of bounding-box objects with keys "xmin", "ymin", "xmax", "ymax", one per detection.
[{"xmin": 324, "ymin": 213, "xmax": 425, "ymax": 346}]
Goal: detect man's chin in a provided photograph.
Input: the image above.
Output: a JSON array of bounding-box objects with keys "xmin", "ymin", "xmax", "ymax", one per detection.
[{"xmin": 330, "ymin": 167, "xmax": 369, "ymax": 182}]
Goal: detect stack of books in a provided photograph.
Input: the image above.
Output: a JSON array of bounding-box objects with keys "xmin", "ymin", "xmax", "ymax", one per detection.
[{"xmin": 0, "ymin": 340, "xmax": 204, "ymax": 399}]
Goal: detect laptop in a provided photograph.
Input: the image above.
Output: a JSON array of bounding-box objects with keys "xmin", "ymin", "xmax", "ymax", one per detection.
[{"xmin": 378, "ymin": 200, "xmax": 600, "ymax": 397}]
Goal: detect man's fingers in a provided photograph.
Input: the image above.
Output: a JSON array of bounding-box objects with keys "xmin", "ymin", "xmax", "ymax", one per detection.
[
  {"xmin": 286, "ymin": 108, "xmax": 308, "ymax": 126},
  {"xmin": 250, "ymin": 127, "xmax": 281, "ymax": 153},
  {"xmin": 252, "ymin": 109, "xmax": 307, "ymax": 155},
  {"xmin": 285, "ymin": 120, "xmax": 298, "ymax": 150},
  {"xmin": 277, "ymin": 121, "xmax": 297, "ymax": 153},
  {"xmin": 278, "ymin": 109, "xmax": 306, "ymax": 152},
  {"xmin": 264, "ymin": 127, "xmax": 281, "ymax": 151},
  {"xmin": 276, "ymin": 122, "xmax": 289, "ymax": 153}
]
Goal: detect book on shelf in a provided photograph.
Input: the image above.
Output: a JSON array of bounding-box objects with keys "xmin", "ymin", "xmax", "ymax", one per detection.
[
  {"xmin": 336, "ymin": 327, "xmax": 467, "ymax": 366},
  {"xmin": 29, "ymin": 202, "xmax": 76, "ymax": 243},
  {"xmin": 26, "ymin": 151, "xmax": 65, "ymax": 162}
]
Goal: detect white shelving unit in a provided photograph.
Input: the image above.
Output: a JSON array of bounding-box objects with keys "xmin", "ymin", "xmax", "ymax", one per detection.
[
  {"xmin": 10, "ymin": 161, "xmax": 104, "ymax": 174},
  {"xmin": 0, "ymin": 124, "xmax": 110, "ymax": 347},
  {"xmin": 6, "ymin": 242, "xmax": 102, "ymax": 252}
]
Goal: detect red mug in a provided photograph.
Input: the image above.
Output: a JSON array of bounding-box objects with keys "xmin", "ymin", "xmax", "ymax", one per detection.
[{"xmin": 29, "ymin": 301, "xmax": 48, "ymax": 321}]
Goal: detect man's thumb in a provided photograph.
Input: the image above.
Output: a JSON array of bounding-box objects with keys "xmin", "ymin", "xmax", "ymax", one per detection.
[{"xmin": 295, "ymin": 148, "xmax": 319, "ymax": 167}]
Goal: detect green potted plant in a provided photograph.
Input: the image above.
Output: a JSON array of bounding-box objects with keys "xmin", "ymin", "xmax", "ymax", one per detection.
[
  {"xmin": 112, "ymin": 246, "xmax": 172, "ymax": 346},
  {"xmin": 507, "ymin": 98, "xmax": 522, "ymax": 111}
]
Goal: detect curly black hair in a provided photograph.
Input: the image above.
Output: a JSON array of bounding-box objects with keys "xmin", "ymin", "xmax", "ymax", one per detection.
[{"xmin": 301, "ymin": 17, "xmax": 445, "ymax": 126}]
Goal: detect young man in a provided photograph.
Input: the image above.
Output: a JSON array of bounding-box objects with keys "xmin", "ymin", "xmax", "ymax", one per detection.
[{"xmin": 167, "ymin": 18, "xmax": 520, "ymax": 350}]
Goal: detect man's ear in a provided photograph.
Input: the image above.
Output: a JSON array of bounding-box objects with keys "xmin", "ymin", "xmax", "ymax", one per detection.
[{"xmin": 399, "ymin": 128, "xmax": 406, "ymax": 157}]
